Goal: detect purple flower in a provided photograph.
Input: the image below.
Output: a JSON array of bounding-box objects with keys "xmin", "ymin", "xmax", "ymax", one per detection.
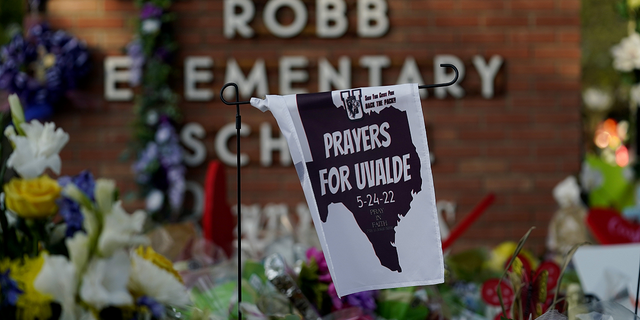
[
  {"xmin": 57, "ymin": 197, "xmax": 84, "ymax": 237},
  {"xmin": 132, "ymin": 142, "xmax": 159, "ymax": 175},
  {"xmin": 155, "ymin": 124, "xmax": 172, "ymax": 144},
  {"xmin": 306, "ymin": 247, "xmax": 332, "ymax": 282},
  {"xmin": 344, "ymin": 291, "xmax": 377, "ymax": 312},
  {"xmin": 59, "ymin": 170, "xmax": 96, "ymax": 200},
  {"xmin": 0, "ymin": 270, "xmax": 22, "ymax": 306},
  {"xmin": 126, "ymin": 39, "xmax": 144, "ymax": 86},
  {"xmin": 167, "ymin": 165, "xmax": 185, "ymax": 210},
  {"xmin": 328, "ymin": 283, "xmax": 343, "ymax": 309},
  {"xmin": 137, "ymin": 296, "xmax": 165, "ymax": 318},
  {"xmin": 73, "ymin": 170, "xmax": 96, "ymax": 200},
  {"xmin": 0, "ymin": 22, "xmax": 90, "ymax": 117},
  {"xmin": 140, "ymin": 3, "xmax": 163, "ymax": 19}
]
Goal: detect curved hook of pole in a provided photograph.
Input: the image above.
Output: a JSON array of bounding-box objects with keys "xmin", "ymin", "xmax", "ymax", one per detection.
[
  {"xmin": 418, "ymin": 64, "xmax": 459, "ymax": 89},
  {"xmin": 220, "ymin": 82, "xmax": 252, "ymax": 106}
]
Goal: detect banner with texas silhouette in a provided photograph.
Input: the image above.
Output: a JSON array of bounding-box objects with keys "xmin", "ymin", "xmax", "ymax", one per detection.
[{"xmin": 251, "ymin": 83, "xmax": 444, "ymax": 297}]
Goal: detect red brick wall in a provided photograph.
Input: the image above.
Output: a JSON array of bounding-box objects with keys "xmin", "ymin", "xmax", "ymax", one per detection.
[{"xmin": 44, "ymin": 0, "xmax": 581, "ymax": 253}]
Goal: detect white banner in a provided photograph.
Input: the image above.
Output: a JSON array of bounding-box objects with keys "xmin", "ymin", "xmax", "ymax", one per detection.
[{"xmin": 251, "ymin": 83, "xmax": 444, "ymax": 297}]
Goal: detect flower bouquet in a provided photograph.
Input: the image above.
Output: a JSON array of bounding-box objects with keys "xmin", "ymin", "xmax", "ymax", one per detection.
[
  {"xmin": 127, "ymin": 0, "xmax": 186, "ymax": 222},
  {"xmin": 0, "ymin": 94, "xmax": 189, "ymax": 320},
  {"xmin": 0, "ymin": 23, "xmax": 90, "ymax": 120}
]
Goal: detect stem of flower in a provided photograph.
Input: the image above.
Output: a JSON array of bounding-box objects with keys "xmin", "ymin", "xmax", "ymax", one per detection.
[{"xmin": 0, "ymin": 112, "xmax": 11, "ymax": 259}]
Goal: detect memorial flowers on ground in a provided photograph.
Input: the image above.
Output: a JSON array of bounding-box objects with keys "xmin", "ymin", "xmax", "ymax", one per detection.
[{"xmin": 0, "ymin": 94, "xmax": 189, "ymax": 320}]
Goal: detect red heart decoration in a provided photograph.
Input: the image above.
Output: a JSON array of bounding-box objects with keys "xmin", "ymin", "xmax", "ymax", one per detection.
[{"xmin": 587, "ymin": 208, "xmax": 640, "ymax": 244}]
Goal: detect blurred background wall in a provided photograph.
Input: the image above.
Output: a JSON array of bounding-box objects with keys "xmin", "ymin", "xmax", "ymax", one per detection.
[{"xmin": 41, "ymin": 0, "xmax": 581, "ymax": 253}]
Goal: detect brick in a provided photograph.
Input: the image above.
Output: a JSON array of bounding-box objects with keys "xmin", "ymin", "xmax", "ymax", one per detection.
[
  {"xmin": 486, "ymin": 16, "xmax": 530, "ymax": 27},
  {"xmin": 510, "ymin": 31, "xmax": 556, "ymax": 43},
  {"xmin": 535, "ymin": 80, "xmax": 580, "ymax": 92},
  {"xmin": 435, "ymin": 16, "xmax": 480, "ymax": 27},
  {"xmin": 486, "ymin": 114, "xmax": 531, "ymax": 124},
  {"xmin": 558, "ymin": 31, "xmax": 581, "ymax": 43},
  {"xmin": 48, "ymin": 17, "xmax": 75, "ymax": 29},
  {"xmin": 512, "ymin": 97, "xmax": 557, "ymax": 108},
  {"xmin": 461, "ymin": 33, "xmax": 506, "ymax": 43},
  {"xmin": 486, "ymin": 47, "xmax": 531, "ymax": 59},
  {"xmin": 510, "ymin": 64, "xmax": 555, "ymax": 75},
  {"xmin": 534, "ymin": 47, "xmax": 581, "ymax": 59},
  {"xmin": 485, "ymin": 177, "xmax": 533, "ymax": 191},
  {"xmin": 435, "ymin": 178, "xmax": 483, "ymax": 190},
  {"xmin": 104, "ymin": 0, "xmax": 135, "ymax": 11},
  {"xmin": 511, "ymin": 194, "xmax": 556, "ymax": 206},
  {"xmin": 557, "ymin": 64, "xmax": 580, "ymax": 77},
  {"xmin": 511, "ymin": 0, "xmax": 555, "ymax": 10},
  {"xmin": 459, "ymin": 159, "xmax": 508, "ymax": 173},
  {"xmin": 511, "ymin": 129, "xmax": 556, "ymax": 140},
  {"xmin": 408, "ymin": 32, "xmax": 456, "ymax": 43},
  {"xmin": 459, "ymin": 0, "xmax": 505, "ymax": 10},
  {"xmin": 559, "ymin": 0, "xmax": 581, "ymax": 10},
  {"xmin": 487, "ymin": 145, "xmax": 531, "ymax": 157},
  {"xmin": 49, "ymin": 0, "xmax": 99, "ymax": 13},
  {"xmin": 434, "ymin": 146, "xmax": 483, "ymax": 157},
  {"xmin": 429, "ymin": 113, "xmax": 481, "ymax": 125},
  {"xmin": 459, "ymin": 129, "xmax": 506, "ymax": 140},
  {"xmin": 536, "ymin": 16, "xmax": 581, "ymax": 26},
  {"xmin": 411, "ymin": 1, "xmax": 455, "ymax": 10},
  {"xmin": 77, "ymin": 17, "xmax": 125, "ymax": 29},
  {"xmin": 536, "ymin": 146, "xmax": 581, "ymax": 156},
  {"xmin": 511, "ymin": 161, "xmax": 559, "ymax": 173},
  {"xmin": 534, "ymin": 112, "xmax": 580, "ymax": 123}
]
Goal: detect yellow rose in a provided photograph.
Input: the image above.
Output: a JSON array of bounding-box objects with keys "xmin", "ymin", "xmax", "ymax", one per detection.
[
  {"xmin": 4, "ymin": 175, "xmax": 61, "ymax": 218},
  {"xmin": 484, "ymin": 241, "xmax": 539, "ymax": 272}
]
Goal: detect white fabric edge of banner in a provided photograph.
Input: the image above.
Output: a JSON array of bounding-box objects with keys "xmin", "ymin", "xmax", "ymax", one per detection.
[{"xmin": 408, "ymin": 83, "xmax": 446, "ymax": 282}]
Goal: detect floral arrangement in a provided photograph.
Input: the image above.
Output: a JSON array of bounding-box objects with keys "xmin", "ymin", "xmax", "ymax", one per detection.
[
  {"xmin": 127, "ymin": 0, "xmax": 186, "ymax": 222},
  {"xmin": 0, "ymin": 94, "xmax": 189, "ymax": 320},
  {"xmin": 0, "ymin": 23, "xmax": 90, "ymax": 121}
]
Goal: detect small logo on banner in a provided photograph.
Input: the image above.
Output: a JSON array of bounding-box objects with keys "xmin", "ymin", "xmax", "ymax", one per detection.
[{"xmin": 340, "ymin": 89, "xmax": 363, "ymax": 120}]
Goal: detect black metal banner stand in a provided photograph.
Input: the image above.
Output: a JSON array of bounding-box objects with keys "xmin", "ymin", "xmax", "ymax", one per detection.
[{"xmin": 220, "ymin": 64, "xmax": 459, "ymax": 319}]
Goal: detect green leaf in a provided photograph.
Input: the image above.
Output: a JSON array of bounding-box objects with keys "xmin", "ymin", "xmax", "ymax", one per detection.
[{"xmin": 551, "ymin": 242, "xmax": 589, "ymax": 310}]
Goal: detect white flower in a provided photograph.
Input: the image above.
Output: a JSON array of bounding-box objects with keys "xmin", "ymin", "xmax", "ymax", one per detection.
[
  {"xmin": 553, "ymin": 176, "xmax": 581, "ymax": 208},
  {"xmin": 611, "ymin": 33, "xmax": 640, "ymax": 72},
  {"xmin": 34, "ymin": 255, "xmax": 78, "ymax": 320},
  {"xmin": 582, "ymin": 88, "xmax": 612, "ymax": 112},
  {"xmin": 6, "ymin": 120, "xmax": 69, "ymax": 178},
  {"xmin": 66, "ymin": 232, "xmax": 90, "ymax": 272},
  {"xmin": 142, "ymin": 19, "xmax": 161, "ymax": 34},
  {"xmin": 80, "ymin": 251, "xmax": 133, "ymax": 310},
  {"xmin": 94, "ymin": 179, "xmax": 116, "ymax": 215},
  {"xmin": 3, "ymin": 126, "xmax": 16, "ymax": 141},
  {"xmin": 128, "ymin": 251, "xmax": 190, "ymax": 307},
  {"xmin": 580, "ymin": 162, "xmax": 604, "ymax": 192},
  {"xmin": 97, "ymin": 200, "xmax": 148, "ymax": 256},
  {"xmin": 145, "ymin": 189, "xmax": 164, "ymax": 212}
]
